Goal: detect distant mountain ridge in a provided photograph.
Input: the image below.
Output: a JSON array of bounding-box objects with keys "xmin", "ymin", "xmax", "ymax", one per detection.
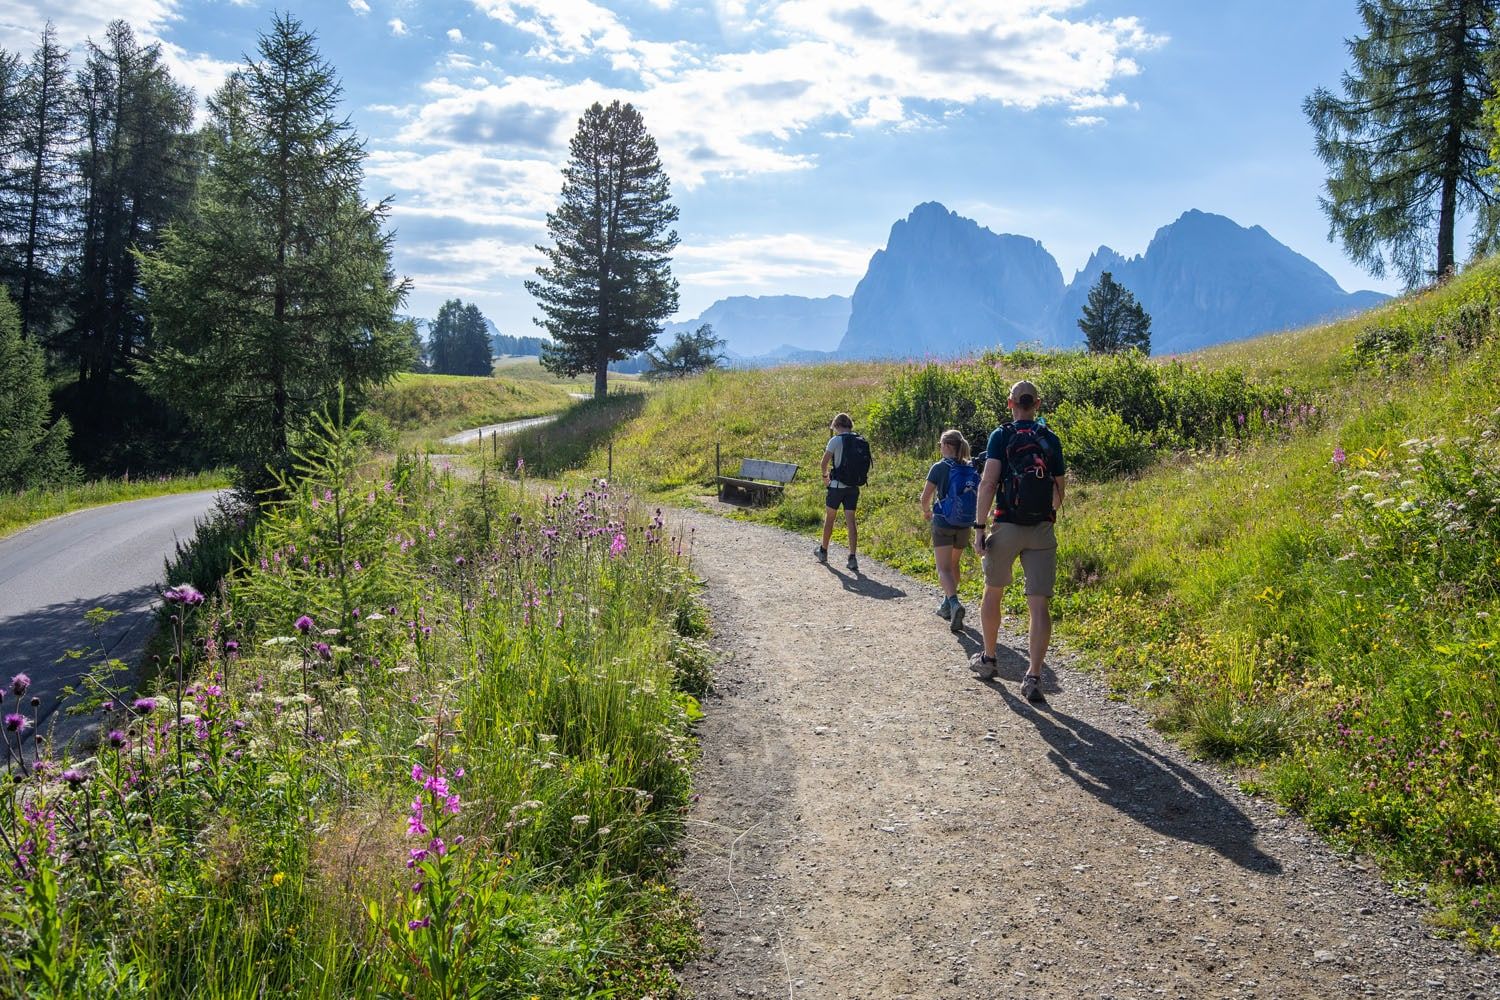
[
  {"xmin": 669, "ymin": 203, "xmax": 1387, "ymax": 362},
  {"xmin": 1052, "ymin": 210, "xmax": 1389, "ymax": 354},
  {"xmin": 838, "ymin": 202, "xmax": 1063, "ymax": 358},
  {"xmin": 661, "ymin": 294, "xmax": 850, "ymax": 359}
]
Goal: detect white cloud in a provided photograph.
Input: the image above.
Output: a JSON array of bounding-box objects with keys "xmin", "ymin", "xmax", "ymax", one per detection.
[
  {"xmin": 406, "ymin": 0, "xmax": 1164, "ymax": 190},
  {"xmin": 674, "ymin": 233, "xmax": 872, "ymax": 288},
  {"xmin": 157, "ymin": 40, "xmax": 237, "ymax": 104},
  {"xmin": 448, "ymin": 28, "xmax": 464, "ymax": 42},
  {"xmin": 389, "ymin": 18, "xmax": 408, "ymax": 37},
  {"xmin": 0, "ymin": 0, "xmax": 180, "ymax": 49},
  {"xmin": 1067, "ymin": 115, "xmax": 1106, "ymax": 128},
  {"xmin": 366, "ymin": 147, "xmax": 561, "ymax": 229},
  {"xmin": 349, "ymin": 0, "xmax": 371, "ymax": 14}
]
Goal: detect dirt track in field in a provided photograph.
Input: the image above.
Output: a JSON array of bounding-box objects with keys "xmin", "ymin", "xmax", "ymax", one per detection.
[{"xmin": 671, "ymin": 507, "xmax": 1499, "ymax": 999}]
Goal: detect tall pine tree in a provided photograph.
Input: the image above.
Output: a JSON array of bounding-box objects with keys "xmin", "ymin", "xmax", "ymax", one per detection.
[
  {"xmin": 0, "ymin": 47, "xmax": 26, "ymax": 296},
  {"xmin": 1305, "ymin": 0, "xmax": 1499, "ymax": 285},
  {"xmin": 12, "ymin": 23, "xmax": 72, "ymax": 338},
  {"xmin": 68, "ymin": 21, "xmax": 196, "ymax": 405},
  {"xmin": 527, "ymin": 100, "xmax": 679, "ymax": 398},
  {"xmin": 138, "ymin": 14, "xmax": 411, "ymax": 491},
  {"xmin": 1077, "ymin": 271, "xmax": 1151, "ymax": 355}
]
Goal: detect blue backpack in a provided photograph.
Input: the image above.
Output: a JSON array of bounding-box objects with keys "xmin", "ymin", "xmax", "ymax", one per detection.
[{"xmin": 936, "ymin": 458, "xmax": 981, "ymax": 525}]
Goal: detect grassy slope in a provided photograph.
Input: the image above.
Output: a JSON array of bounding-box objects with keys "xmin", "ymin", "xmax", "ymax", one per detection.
[
  {"xmin": 0, "ymin": 470, "xmax": 230, "ymax": 540},
  {"xmin": 500, "ymin": 263, "xmax": 1500, "ymax": 946},
  {"xmin": 365, "ymin": 371, "xmax": 573, "ymax": 448}
]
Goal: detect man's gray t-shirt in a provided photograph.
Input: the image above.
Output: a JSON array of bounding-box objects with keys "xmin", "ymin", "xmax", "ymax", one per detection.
[{"xmin": 825, "ymin": 435, "xmax": 850, "ymax": 488}]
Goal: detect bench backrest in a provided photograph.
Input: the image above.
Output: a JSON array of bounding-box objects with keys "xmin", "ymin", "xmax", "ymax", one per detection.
[{"xmin": 737, "ymin": 458, "xmax": 798, "ymax": 483}]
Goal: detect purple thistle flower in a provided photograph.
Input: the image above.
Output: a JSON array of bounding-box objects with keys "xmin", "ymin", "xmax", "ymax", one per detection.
[
  {"xmin": 10, "ymin": 673, "xmax": 30, "ymax": 697},
  {"xmin": 407, "ymin": 917, "xmax": 430, "ymax": 930},
  {"xmin": 224, "ymin": 641, "xmax": 239, "ymax": 654},
  {"xmin": 314, "ymin": 642, "xmax": 333, "ymax": 662},
  {"xmin": 4, "ymin": 713, "xmax": 27, "ymax": 732},
  {"xmin": 61, "ymin": 769, "xmax": 86, "ymax": 786},
  {"xmin": 294, "ymin": 615, "xmax": 314, "ymax": 633},
  {"xmin": 162, "ymin": 584, "xmax": 205, "ymax": 607},
  {"xmin": 132, "ymin": 697, "xmax": 157, "ymax": 715},
  {"xmin": 107, "ymin": 730, "xmax": 127, "ymax": 749}
]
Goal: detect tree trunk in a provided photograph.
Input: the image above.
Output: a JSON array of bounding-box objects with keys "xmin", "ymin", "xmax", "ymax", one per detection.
[
  {"xmin": 594, "ymin": 358, "xmax": 608, "ymax": 398},
  {"xmin": 1437, "ymin": 9, "xmax": 1469, "ymax": 280}
]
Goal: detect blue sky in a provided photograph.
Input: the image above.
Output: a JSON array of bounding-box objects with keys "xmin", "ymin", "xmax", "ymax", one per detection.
[{"xmin": 9, "ymin": 1, "xmax": 1416, "ymax": 334}]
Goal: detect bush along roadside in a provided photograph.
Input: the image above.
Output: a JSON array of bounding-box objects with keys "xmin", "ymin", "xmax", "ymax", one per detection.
[
  {"xmin": 0, "ymin": 416, "xmax": 705, "ymax": 997},
  {"xmin": 870, "ymin": 349, "xmax": 1308, "ymax": 479}
]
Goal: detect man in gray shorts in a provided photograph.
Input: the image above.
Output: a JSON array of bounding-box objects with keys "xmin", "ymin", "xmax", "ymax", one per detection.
[{"xmin": 968, "ymin": 380, "xmax": 1067, "ymax": 702}]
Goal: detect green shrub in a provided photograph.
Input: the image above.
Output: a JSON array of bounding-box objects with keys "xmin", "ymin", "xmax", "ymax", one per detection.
[{"xmin": 1050, "ymin": 401, "xmax": 1157, "ymax": 478}]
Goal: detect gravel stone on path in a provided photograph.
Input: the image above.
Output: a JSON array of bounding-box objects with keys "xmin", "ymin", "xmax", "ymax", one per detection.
[{"xmin": 671, "ymin": 508, "xmax": 1500, "ymax": 999}]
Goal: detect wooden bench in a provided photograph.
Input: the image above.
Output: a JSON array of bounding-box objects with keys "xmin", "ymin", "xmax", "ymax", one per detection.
[{"xmin": 716, "ymin": 457, "xmax": 798, "ymax": 506}]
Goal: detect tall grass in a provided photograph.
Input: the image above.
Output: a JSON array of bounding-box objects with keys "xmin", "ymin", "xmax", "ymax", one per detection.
[{"xmin": 0, "ymin": 416, "xmax": 704, "ymax": 996}]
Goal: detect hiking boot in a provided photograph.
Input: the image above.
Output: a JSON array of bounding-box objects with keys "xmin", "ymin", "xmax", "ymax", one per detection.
[
  {"xmin": 1021, "ymin": 672, "xmax": 1044, "ymax": 703},
  {"xmin": 936, "ymin": 598, "xmax": 952, "ymax": 621},
  {"xmin": 846, "ymin": 554, "xmax": 859, "ymax": 572},
  {"xmin": 968, "ymin": 652, "xmax": 998, "ymax": 680},
  {"xmin": 814, "ymin": 545, "xmax": 827, "ymax": 563},
  {"xmin": 949, "ymin": 601, "xmax": 966, "ymax": 634}
]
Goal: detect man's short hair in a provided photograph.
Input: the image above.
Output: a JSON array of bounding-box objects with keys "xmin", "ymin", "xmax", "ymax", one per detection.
[{"xmin": 831, "ymin": 412, "xmax": 854, "ymax": 430}]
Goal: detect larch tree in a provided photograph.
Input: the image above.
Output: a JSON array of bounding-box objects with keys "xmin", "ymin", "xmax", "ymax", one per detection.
[
  {"xmin": 1305, "ymin": 0, "xmax": 1500, "ymax": 286},
  {"xmin": 1077, "ymin": 271, "xmax": 1152, "ymax": 355},
  {"xmin": 68, "ymin": 21, "xmax": 196, "ymax": 406},
  {"xmin": 644, "ymin": 323, "xmax": 725, "ymax": 380},
  {"xmin": 138, "ymin": 14, "xmax": 411, "ymax": 492},
  {"xmin": 527, "ymin": 100, "xmax": 679, "ymax": 398},
  {"xmin": 11, "ymin": 22, "xmax": 72, "ymax": 337}
]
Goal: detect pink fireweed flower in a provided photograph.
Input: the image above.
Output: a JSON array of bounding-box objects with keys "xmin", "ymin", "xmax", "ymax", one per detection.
[
  {"xmin": 610, "ymin": 532, "xmax": 627, "ymax": 558},
  {"xmin": 1333, "ymin": 446, "xmax": 1347, "ymax": 466}
]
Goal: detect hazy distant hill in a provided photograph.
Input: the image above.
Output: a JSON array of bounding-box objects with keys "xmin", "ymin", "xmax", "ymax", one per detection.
[
  {"xmin": 1054, "ymin": 210, "xmax": 1388, "ymax": 353},
  {"xmin": 837, "ymin": 202, "xmax": 1064, "ymax": 358},
  {"xmin": 662, "ymin": 294, "xmax": 851, "ymax": 359}
]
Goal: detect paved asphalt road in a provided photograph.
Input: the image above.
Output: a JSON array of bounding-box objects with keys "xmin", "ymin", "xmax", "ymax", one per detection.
[
  {"xmin": 0, "ymin": 489, "xmax": 225, "ymax": 754},
  {"xmin": 440, "ymin": 413, "xmax": 559, "ymax": 447}
]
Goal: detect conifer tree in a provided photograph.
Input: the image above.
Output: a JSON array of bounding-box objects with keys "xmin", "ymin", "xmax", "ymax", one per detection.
[
  {"xmin": 644, "ymin": 323, "xmax": 725, "ymax": 380},
  {"xmin": 0, "ymin": 286, "xmax": 70, "ymax": 489},
  {"xmin": 1078, "ymin": 271, "xmax": 1151, "ymax": 355},
  {"xmin": 0, "ymin": 47, "xmax": 25, "ymax": 292},
  {"xmin": 1305, "ymin": 0, "xmax": 1499, "ymax": 285},
  {"xmin": 68, "ymin": 21, "xmax": 196, "ymax": 404},
  {"xmin": 138, "ymin": 14, "xmax": 411, "ymax": 491},
  {"xmin": 11, "ymin": 23, "xmax": 72, "ymax": 337},
  {"xmin": 527, "ymin": 100, "xmax": 679, "ymax": 398},
  {"xmin": 427, "ymin": 298, "xmax": 493, "ymax": 375}
]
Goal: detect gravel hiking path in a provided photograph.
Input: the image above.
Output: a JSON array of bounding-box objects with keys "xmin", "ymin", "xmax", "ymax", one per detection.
[{"xmin": 671, "ymin": 508, "xmax": 1500, "ymax": 999}]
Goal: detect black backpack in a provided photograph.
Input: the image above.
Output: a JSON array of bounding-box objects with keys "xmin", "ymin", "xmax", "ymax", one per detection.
[
  {"xmin": 834, "ymin": 432, "xmax": 872, "ymax": 487},
  {"xmin": 996, "ymin": 423, "xmax": 1054, "ymax": 525}
]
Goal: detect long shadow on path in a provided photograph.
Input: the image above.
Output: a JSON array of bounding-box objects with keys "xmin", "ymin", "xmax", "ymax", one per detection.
[{"xmin": 982, "ymin": 646, "xmax": 1281, "ymax": 875}]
